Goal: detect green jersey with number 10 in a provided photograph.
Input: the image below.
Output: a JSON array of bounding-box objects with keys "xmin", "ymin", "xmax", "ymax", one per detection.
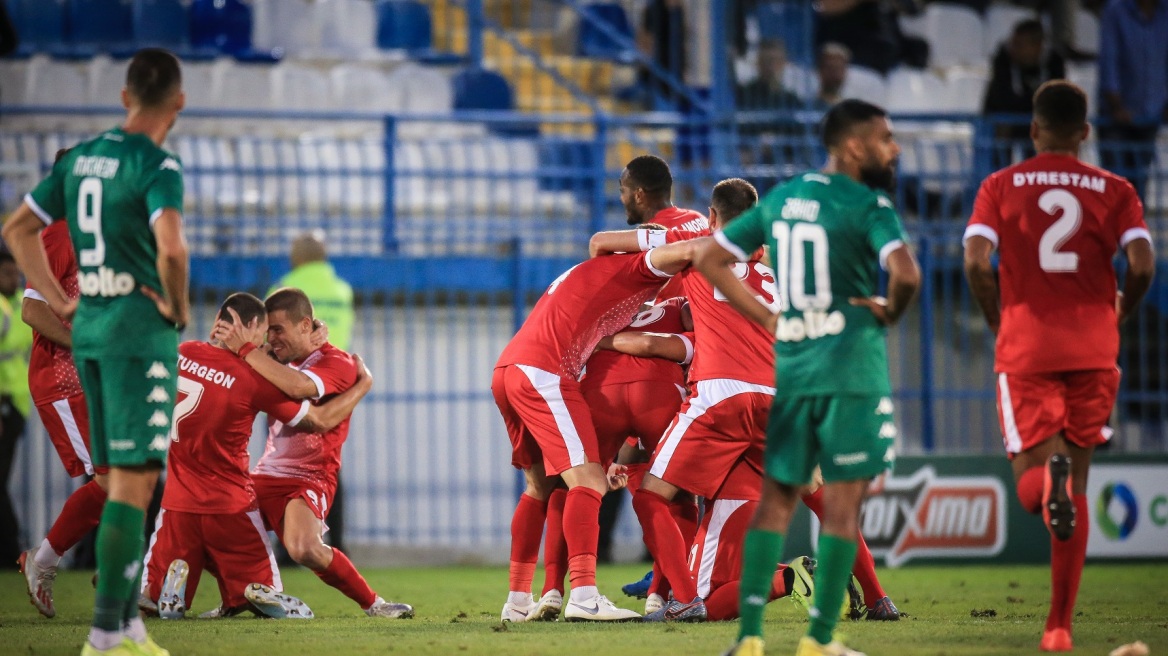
[
  {"xmin": 715, "ymin": 171, "xmax": 907, "ymax": 397},
  {"xmin": 26, "ymin": 127, "xmax": 184, "ymax": 359}
]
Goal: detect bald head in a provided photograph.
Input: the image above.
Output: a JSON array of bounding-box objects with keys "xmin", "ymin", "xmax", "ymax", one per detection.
[{"xmin": 290, "ymin": 231, "xmax": 327, "ymax": 268}]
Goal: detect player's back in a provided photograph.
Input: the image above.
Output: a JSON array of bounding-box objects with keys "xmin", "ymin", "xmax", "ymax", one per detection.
[
  {"xmin": 583, "ymin": 297, "xmax": 690, "ymax": 389},
  {"xmin": 28, "ymin": 128, "xmax": 184, "ymax": 358},
  {"xmin": 681, "ymin": 259, "xmax": 777, "ymax": 387},
  {"xmin": 653, "ymin": 207, "xmax": 708, "ymax": 232},
  {"xmin": 496, "ymin": 252, "xmax": 670, "ymax": 380},
  {"xmin": 167, "ymin": 341, "xmax": 307, "ymax": 514},
  {"xmin": 969, "ymin": 153, "xmax": 1148, "ymax": 373},
  {"xmin": 27, "ymin": 221, "xmax": 82, "ymax": 404}
]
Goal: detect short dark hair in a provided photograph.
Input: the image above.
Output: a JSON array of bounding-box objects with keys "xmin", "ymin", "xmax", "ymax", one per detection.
[
  {"xmin": 821, "ymin": 99, "xmax": 888, "ymax": 149},
  {"xmin": 265, "ymin": 287, "xmax": 315, "ymax": 323},
  {"xmin": 624, "ymin": 155, "xmax": 673, "ymax": 197},
  {"xmin": 711, "ymin": 178, "xmax": 758, "ymax": 224},
  {"xmin": 1033, "ymin": 80, "xmax": 1088, "ymax": 139},
  {"xmin": 1012, "ymin": 18, "xmax": 1045, "ymax": 40},
  {"xmin": 0, "ymin": 251, "xmax": 15, "ymax": 267},
  {"xmin": 217, "ymin": 292, "xmax": 267, "ymax": 327},
  {"xmin": 126, "ymin": 48, "xmax": 182, "ymax": 108},
  {"xmin": 54, "ymin": 148, "xmax": 71, "ymax": 164}
]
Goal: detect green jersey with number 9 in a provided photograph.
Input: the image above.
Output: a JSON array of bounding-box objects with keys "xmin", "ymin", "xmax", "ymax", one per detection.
[
  {"xmin": 25, "ymin": 127, "xmax": 184, "ymax": 359},
  {"xmin": 715, "ymin": 171, "xmax": 907, "ymax": 397}
]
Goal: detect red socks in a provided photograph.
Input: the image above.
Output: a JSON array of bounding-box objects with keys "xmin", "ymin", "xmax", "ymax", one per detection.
[
  {"xmin": 509, "ymin": 493, "xmax": 547, "ymax": 593},
  {"xmin": 1017, "ymin": 466, "xmax": 1045, "ymax": 515},
  {"xmin": 564, "ymin": 487, "xmax": 602, "ymax": 589},
  {"xmin": 315, "ymin": 547, "xmax": 377, "ymax": 609},
  {"xmin": 541, "ymin": 488, "xmax": 568, "ymax": 596},
  {"xmin": 47, "ymin": 480, "xmax": 107, "ymax": 554},
  {"xmin": 703, "ymin": 568, "xmax": 789, "ymax": 621},
  {"xmin": 1047, "ymin": 494, "xmax": 1088, "ymax": 632},
  {"xmin": 632, "ymin": 489, "xmax": 697, "ymax": 602},
  {"xmin": 802, "ymin": 488, "xmax": 885, "ymax": 607}
]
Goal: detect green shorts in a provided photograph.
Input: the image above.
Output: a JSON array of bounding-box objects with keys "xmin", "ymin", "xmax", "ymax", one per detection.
[
  {"xmin": 76, "ymin": 355, "xmax": 177, "ymax": 469},
  {"xmin": 764, "ymin": 394, "xmax": 897, "ymax": 485}
]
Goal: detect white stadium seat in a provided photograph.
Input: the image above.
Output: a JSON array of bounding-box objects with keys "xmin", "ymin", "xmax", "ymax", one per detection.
[
  {"xmin": 26, "ymin": 56, "xmax": 88, "ymax": 107},
  {"xmin": 984, "ymin": 3, "xmax": 1037, "ymax": 54},
  {"xmin": 922, "ymin": 3, "xmax": 986, "ymax": 68},
  {"xmin": 945, "ymin": 70, "xmax": 988, "ymax": 113},
  {"xmin": 840, "ymin": 65, "xmax": 887, "ymax": 106},
  {"xmin": 1074, "ymin": 9, "xmax": 1100, "ymax": 55},
  {"xmin": 389, "ymin": 64, "xmax": 453, "ymax": 114},
  {"xmin": 330, "ymin": 63, "xmax": 404, "ymax": 113},
  {"xmin": 0, "ymin": 58, "xmax": 29, "ymax": 106},
  {"xmin": 251, "ymin": 0, "xmax": 322, "ymax": 58},
  {"xmin": 217, "ymin": 62, "xmax": 279, "ymax": 110},
  {"xmin": 1065, "ymin": 61, "xmax": 1098, "ymax": 114},
  {"xmin": 320, "ymin": 0, "xmax": 379, "ymax": 59},
  {"xmin": 885, "ymin": 68, "xmax": 948, "ymax": 114},
  {"xmin": 276, "ymin": 62, "xmax": 334, "ymax": 112}
]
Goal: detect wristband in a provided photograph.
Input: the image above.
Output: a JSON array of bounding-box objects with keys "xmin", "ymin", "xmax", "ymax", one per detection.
[{"xmin": 238, "ymin": 342, "xmax": 257, "ymax": 359}]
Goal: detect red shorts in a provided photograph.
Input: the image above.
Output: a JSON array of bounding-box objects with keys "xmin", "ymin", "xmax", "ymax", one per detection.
[
  {"xmin": 996, "ymin": 369, "xmax": 1120, "ymax": 456},
  {"xmin": 582, "ymin": 379, "xmax": 686, "ymax": 465},
  {"xmin": 253, "ymin": 474, "xmax": 334, "ymax": 541},
  {"xmin": 649, "ymin": 379, "xmax": 773, "ymax": 499},
  {"xmin": 142, "ymin": 508, "xmax": 280, "ymax": 609},
  {"xmin": 689, "ymin": 497, "xmax": 757, "ymax": 599},
  {"xmin": 491, "ymin": 365, "xmax": 600, "ymax": 476},
  {"xmin": 36, "ymin": 394, "xmax": 107, "ymax": 477}
]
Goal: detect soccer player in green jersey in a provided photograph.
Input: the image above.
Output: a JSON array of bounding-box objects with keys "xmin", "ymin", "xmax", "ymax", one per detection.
[
  {"xmin": 3, "ymin": 49, "xmax": 188, "ymax": 656},
  {"xmin": 693, "ymin": 100, "xmax": 921, "ymax": 656}
]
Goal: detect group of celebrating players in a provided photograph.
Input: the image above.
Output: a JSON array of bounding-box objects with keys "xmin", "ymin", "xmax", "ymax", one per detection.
[{"xmin": 1, "ymin": 46, "xmax": 1155, "ymax": 656}]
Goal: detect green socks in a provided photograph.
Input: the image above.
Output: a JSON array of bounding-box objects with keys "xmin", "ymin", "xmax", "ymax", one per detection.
[
  {"xmin": 93, "ymin": 501, "xmax": 146, "ymax": 632},
  {"xmin": 737, "ymin": 529, "xmax": 785, "ymax": 640},
  {"xmin": 808, "ymin": 533, "xmax": 858, "ymax": 646}
]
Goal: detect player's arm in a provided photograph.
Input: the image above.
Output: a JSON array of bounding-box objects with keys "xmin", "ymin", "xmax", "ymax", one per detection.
[
  {"xmin": 589, "ymin": 229, "xmax": 643, "ymax": 257},
  {"xmin": 2, "ymin": 207, "xmax": 74, "ymax": 319},
  {"xmin": 693, "ymin": 237, "xmax": 777, "ymax": 332},
  {"xmin": 144, "ymin": 209, "xmax": 190, "ymax": 329},
  {"xmin": 596, "ymin": 331, "xmax": 692, "ymax": 364},
  {"xmin": 963, "ymin": 235, "xmax": 1001, "ymax": 334},
  {"xmin": 215, "ymin": 308, "xmax": 322, "ymax": 399},
  {"xmin": 850, "ymin": 245, "xmax": 921, "ymax": 325},
  {"xmin": 22, "ymin": 295, "xmax": 71, "ymax": 348},
  {"xmin": 1118, "ymin": 237, "xmax": 1155, "ymax": 324},
  {"xmin": 295, "ymin": 355, "xmax": 374, "ymax": 432},
  {"xmin": 646, "ymin": 238, "xmax": 701, "ymax": 276}
]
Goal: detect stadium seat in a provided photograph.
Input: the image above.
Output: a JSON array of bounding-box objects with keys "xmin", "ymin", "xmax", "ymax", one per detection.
[
  {"xmin": 190, "ymin": 0, "xmax": 253, "ymax": 56},
  {"xmin": 218, "ymin": 62, "xmax": 279, "ymax": 110},
  {"xmin": 252, "ymin": 0, "xmax": 322, "ymax": 57},
  {"xmin": 576, "ymin": 3, "xmax": 634, "ymax": 60},
  {"xmin": 840, "ymin": 65, "xmax": 887, "ymax": 106},
  {"xmin": 70, "ymin": 0, "xmax": 133, "ymax": 52},
  {"xmin": 451, "ymin": 68, "xmax": 513, "ymax": 111},
  {"xmin": 132, "ymin": 0, "xmax": 190, "ymax": 49},
  {"xmin": 1065, "ymin": 61, "xmax": 1098, "ymax": 112},
  {"xmin": 945, "ymin": 70, "xmax": 988, "ymax": 113},
  {"xmin": 331, "ymin": 63, "xmax": 403, "ymax": 113},
  {"xmin": 983, "ymin": 3, "xmax": 1036, "ymax": 54},
  {"xmin": 321, "ymin": 0, "xmax": 379, "ymax": 59},
  {"xmin": 921, "ymin": 3, "xmax": 986, "ymax": 68},
  {"xmin": 1074, "ymin": 8, "xmax": 1099, "ymax": 55},
  {"xmin": 389, "ymin": 64, "xmax": 453, "ymax": 114},
  {"xmin": 375, "ymin": 0, "xmax": 432, "ymax": 51},
  {"xmin": 884, "ymin": 68, "xmax": 947, "ymax": 114},
  {"xmin": 25, "ymin": 56, "xmax": 89, "ymax": 106},
  {"xmin": 274, "ymin": 62, "xmax": 333, "ymax": 111},
  {"xmin": 0, "ymin": 58, "xmax": 29, "ymax": 105},
  {"xmin": 7, "ymin": 0, "xmax": 68, "ymax": 55},
  {"xmin": 751, "ymin": 1, "xmax": 814, "ymax": 65}
]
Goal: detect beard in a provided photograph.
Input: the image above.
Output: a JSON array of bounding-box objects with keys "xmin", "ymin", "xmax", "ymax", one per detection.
[
  {"xmin": 860, "ymin": 159, "xmax": 897, "ymax": 194},
  {"xmin": 625, "ymin": 210, "xmax": 643, "ymax": 226}
]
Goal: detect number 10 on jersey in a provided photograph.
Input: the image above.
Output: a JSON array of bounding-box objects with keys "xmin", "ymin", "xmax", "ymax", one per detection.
[{"xmin": 773, "ymin": 222, "xmax": 832, "ymax": 312}]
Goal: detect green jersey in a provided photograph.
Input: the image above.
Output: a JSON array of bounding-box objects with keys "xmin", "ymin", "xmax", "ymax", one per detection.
[
  {"xmin": 26, "ymin": 127, "xmax": 184, "ymax": 358},
  {"xmin": 716, "ymin": 171, "xmax": 907, "ymax": 397}
]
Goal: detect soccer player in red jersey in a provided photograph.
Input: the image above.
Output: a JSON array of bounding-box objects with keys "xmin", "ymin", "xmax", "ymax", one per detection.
[
  {"xmin": 17, "ymin": 212, "xmax": 107, "ymax": 619},
  {"xmin": 492, "ymin": 240, "xmax": 700, "ymax": 622},
  {"xmin": 617, "ymin": 155, "xmax": 709, "ymax": 232},
  {"xmin": 964, "ymin": 81, "xmax": 1155, "ymax": 653},
  {"xmin": 214, "ymin": 288, "xmax": 413, "ymax": 618},
  {"xmin": 141, "ymin": 292, "xmax": 370, "ymax": 619}
]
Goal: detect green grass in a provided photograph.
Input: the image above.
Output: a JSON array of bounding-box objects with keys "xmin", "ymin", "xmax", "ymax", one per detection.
[{"xmin": 2, "ymin": 563, "xmax": 1166, "ymax": 655}]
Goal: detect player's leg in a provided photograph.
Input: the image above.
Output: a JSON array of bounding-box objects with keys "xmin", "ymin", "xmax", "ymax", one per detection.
[
  {"xmin": 503, "ymin": 463, "xmax": 555, "ymax": 621},
  {"xmin": 805, "ymin": 479, "xmax": 868, "ymax": 647},
  {"xmin": 998, "ymin": 373, "xmax": 1066, "ymax": 519},
  {"xmin": 139, "ymin": 509, "xmax": 203, "ymax": 617},
  {"xmin": 20, "ymin": 395, "xmax": 107, "ymax": 618},
  {"xmin": 535, "ymin": 484, "xmax": 567, "ymax": 620},
  {"xmin": 206, "ymin": 511, "xmax": 314, "ymax": 620}
]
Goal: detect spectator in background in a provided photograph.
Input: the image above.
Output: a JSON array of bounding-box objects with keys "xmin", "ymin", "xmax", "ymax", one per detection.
[
  {"xmin": 984, "ymin": 19, "xmax": 1066, "ymax": 166},
  {"xmin": 736, "ymin": 39, "xmax": 801, "ymax": 111},
  {"xmin": 816, "ymin": 0, "xmax": 927, "ymax": 74},
  {"xmin": 0, "ymin": 251, "xmax": 32, "ymax": 567},
  {"xmin": 269, "ymin": 231, "xmax": 355, "ymax": 553},
  {"xmin": 637, "ymin": 0, "xmax": 687, "ymax": 109},
  {"xmin": 814, "ymin": 42, "xmax": 852, "ymax": 109},
  {"xmin": 1098, "ymin": 0, "xmax": 1168, "ymax": 199}
]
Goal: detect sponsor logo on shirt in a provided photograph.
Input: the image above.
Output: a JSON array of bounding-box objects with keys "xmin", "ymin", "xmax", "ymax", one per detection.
[
  {"xmin": 775, "ymin": 310, "xmax": 846, "ymax": 342},
  {"xmin": 146, "ymin": 386, "xmax": 170, "ymax": 403},
  {"xmin": 160, "ymin": 157, "xmax": 181, "ymax": 172},
  {"xmin": 146, "ymin": 361, "xmax": 170, "ymax": 379},
  {"xmin": 149, "ymin": 435, "xmax": 169, "ymax": 451},
  {"xmin": 77, "ymin": 267, "xmax": 136, "ymax": 298},
  {"xmin": 879, "ymin": 422, "xmax": 898, "ymax": 439},
  {"xmin": 876, "ymin": 397, "xmax": 894, "ymax": 415},
  {"xmin": 147, "ymin": 410, "xmax": 171, "ymax": 428},
  {"xmin": 110, "ymin": 439, "xmax": 136, "ymax": 450},
  {"xmin": 833, "ymin": 452, "xmax": 870, "ymax": 466}
]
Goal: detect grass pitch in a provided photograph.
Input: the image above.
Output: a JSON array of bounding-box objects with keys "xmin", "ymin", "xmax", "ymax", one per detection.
[{"xmin": 3, "ymin": 563, "xmax": 1166, "ymax": 655}]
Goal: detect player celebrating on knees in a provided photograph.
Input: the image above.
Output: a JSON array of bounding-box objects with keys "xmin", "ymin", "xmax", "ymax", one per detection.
[
  {"xmin": 141, "ymin": 292, "xmax": 373, "ymax": 620},
  {"xmin": 694, "ymin": 100, "xmax": 920, "ymax": 656},
  {"xmin": 214, "ymin": 288, "xmax": 413, "ymax": 619},
  {"xmin": 963, "ymin": 81, "xmax": 1154, "ymax": 653},
  {"xmin": 4, "ymin": 48, "xmax": 189, "ymax": 656}
]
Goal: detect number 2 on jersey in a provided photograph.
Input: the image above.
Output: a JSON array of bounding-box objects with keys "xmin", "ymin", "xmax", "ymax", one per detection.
[
  {"xmin": 77, "ymin": 177, "xmax": 105, "ymax": 266},
  {"xmin": 1037, "ymin": 189, "xmax": 1081, "ymax": 273},
  {"xmin": 772, "ymin": 222, "xmax": 832, "ymax": 311},
  {"xmin": 169, "ymin": 377, "xmax": 204, "ymax": 442}
]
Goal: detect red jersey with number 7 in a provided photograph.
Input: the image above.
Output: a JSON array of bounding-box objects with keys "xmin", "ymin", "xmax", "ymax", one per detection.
[{"xmin": 965, "ymin": 153, "xmax": 1151, "ymax": 374}]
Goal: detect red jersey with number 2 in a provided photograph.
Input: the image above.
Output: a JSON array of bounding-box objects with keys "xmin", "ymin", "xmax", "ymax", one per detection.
[{"xmin": 966, "ymin": 153, "xmax": 1150, "ymax": 374}]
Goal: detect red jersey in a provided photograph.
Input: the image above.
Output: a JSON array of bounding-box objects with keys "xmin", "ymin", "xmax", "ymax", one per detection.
[
  {"xmin": 252, "ymin": 343, "xmax": 359, "ymax": 488},
  {"xmin": 25, "ymin": 221, "xmax": 82, "ymax": 404},
  {"xmin": 165, "ymin": 342, "xmax": 308, "ymax": 514},
  {"xmin": 496, "ymin": 252, "xmax": 673, "ymax": 380},
  {"xmin": 966, "ymin": 153, "xmax": 1150, "ymax": 374},
  {"xmin": 582, "ymin": 297, "xmax": 691, "ymax": 389},
  {"xmin": 650, "ymin": 206, "xmax": 708, "ymax": 232}
]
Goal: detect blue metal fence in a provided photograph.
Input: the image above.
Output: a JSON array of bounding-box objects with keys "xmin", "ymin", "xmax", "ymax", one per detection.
[{"xmin": 2, "ymin": 106, "xmax": 1166, "ymax": 558}]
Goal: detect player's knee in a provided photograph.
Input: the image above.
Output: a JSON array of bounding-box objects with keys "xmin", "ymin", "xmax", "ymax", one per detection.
[
  {"xmin": 1016, "ymin": 466, "xmax": 1044, "ymax": 514},
  {"xmin": 286, "ymin": 538, "xmax": 327, "ymax": 568}
]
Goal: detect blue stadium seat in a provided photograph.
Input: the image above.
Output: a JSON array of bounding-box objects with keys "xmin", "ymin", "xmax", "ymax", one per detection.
[
  {"xmin": 190, "ymin": 0, "xmax": 252, "ymax": 56},
  {"xmin": 375, "ymin": 0, "xmax": 432, "ymax": 51},
  {"xmin": 7, "ymin": 0, "xmax": 68, "ymax": 56},
  {"xmin": 132, "ymin": 0, "xmax": 189, "ymax": 49},
  {"xmin": 576, "ymin": 3, "xmax": 634, "ymax": 60},
  {"xmin": 753, "ymin": 1, "xmax": 813, "ymax": 65},
  {"xmin": 451, "ymin": 68, "xmax": 512, "ymax": 111},
  {"xmin": 70, "ymin": 0, "xmax": 133, "ymax": 52}
]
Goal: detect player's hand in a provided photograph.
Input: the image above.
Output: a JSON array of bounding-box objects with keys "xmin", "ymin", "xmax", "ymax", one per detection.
[
  {"xmin": 606, "ymin": 464, "xmax": 629, "ymax": 491},
  {"xmin": 52, "ymin": 297, "xmax": 78, "ymax": 323},
  {"xmin": 849, "ymin": 296, "xmax": 893, "ymax": 325},
  {"xmin": 212, "ymin": 307, "xmax": 263, "ymax": 354},
  {"xmin": 310, "ymin": 319, "xmax": 329, "ymax": 350},
  {"xmin": 353, "ymin": 354, "xmax": 374, "ymax": 387},
  {"xmin": 140, "ymin": 285, "xmax": 188, "ymax": 330},
  {"xmin": 1116, "ymin": 291, "xmax": 1130, "ymax": 325}
]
